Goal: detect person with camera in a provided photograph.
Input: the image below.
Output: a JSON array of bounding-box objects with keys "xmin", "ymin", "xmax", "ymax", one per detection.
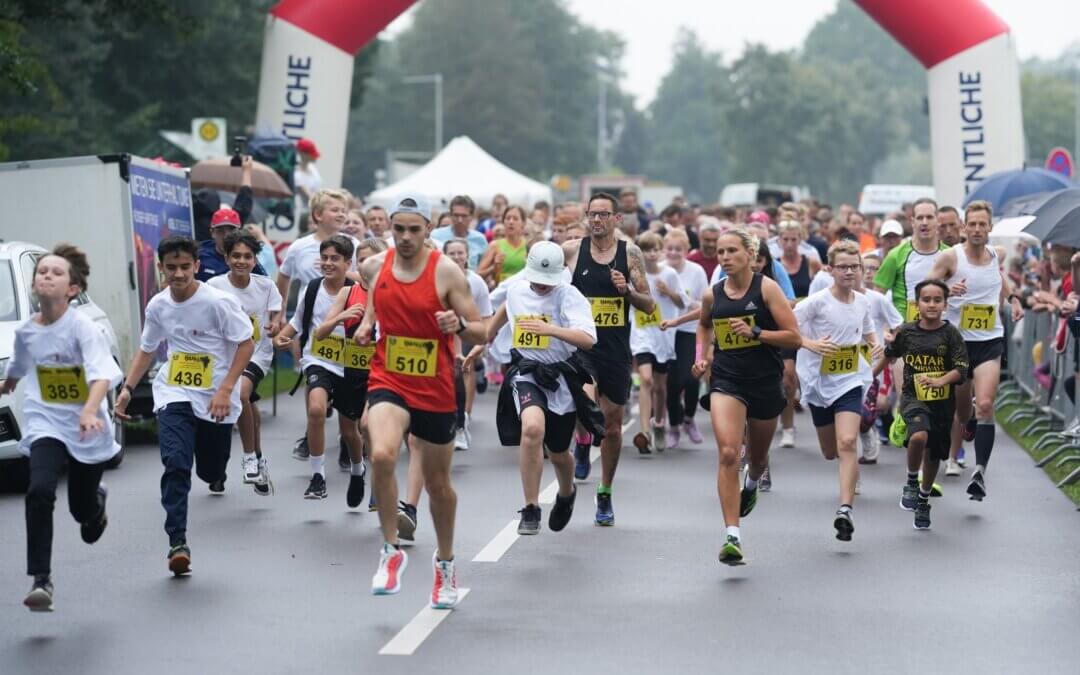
[{"xmin": 196, "ymin": 157, "xmax": 267, "ymax": 282}]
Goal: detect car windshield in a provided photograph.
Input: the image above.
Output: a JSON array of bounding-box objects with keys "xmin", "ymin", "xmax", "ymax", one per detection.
[{"xmin": 0, "ymin": 261, "xmax": 17, "ymax": 321}]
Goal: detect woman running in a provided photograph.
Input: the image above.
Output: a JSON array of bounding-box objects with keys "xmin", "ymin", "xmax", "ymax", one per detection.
[{"xmin": 478, "ymin": 205, "xmax": 529, "ymax": 287}]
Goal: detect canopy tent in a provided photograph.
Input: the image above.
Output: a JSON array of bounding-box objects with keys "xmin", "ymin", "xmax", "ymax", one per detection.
[{"xmin": 367, "ymin": 136, "xmax": 552, "ymax": 213}]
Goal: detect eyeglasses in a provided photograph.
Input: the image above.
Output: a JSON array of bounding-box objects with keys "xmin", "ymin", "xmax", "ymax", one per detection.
[
  {"xmin": 587, "ymin": 211, "xmax": 613, "ymax": 220},
  {"xmin": 833, "ymin": 264, "xmax": 861, "ymax": 272}
]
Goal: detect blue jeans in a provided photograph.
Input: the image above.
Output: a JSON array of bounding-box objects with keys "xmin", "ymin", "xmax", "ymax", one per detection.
[{"xmin": 157, "ymin": 403, "xmax": 232, "ymax": 544}]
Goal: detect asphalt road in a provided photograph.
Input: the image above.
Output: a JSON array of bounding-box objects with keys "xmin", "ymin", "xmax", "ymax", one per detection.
[{"xmin": 1, "ymin": 389, "xmax": 1078, "ymax": 674}]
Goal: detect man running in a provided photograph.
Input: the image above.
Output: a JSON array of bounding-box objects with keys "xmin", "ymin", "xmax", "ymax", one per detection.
[
  {"xmin": 874, "ymin": 197, "xmax": 949, "ymax": 323},
  {"xmin": 564, "ymin": 192, "xmax": 655, "ymax": 526},
  {"xmin": 356, "ymin": 195, "xmax": 485, "ymax": 608}
]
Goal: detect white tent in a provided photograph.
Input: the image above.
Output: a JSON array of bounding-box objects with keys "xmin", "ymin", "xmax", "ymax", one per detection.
[{"xmin": 367, "ymin": 136, "xmax": 552, "ymax": 213}]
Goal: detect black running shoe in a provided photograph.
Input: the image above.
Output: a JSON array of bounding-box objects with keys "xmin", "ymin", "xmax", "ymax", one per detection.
[
  {"xmin": 24, "ymin": 575, "xmax": 53, "ymax": 612},
  {"xmin": 397, "ymin": 501, "xmax": 418, "ymax": 542},
  {"xmin": 518, "ymin": 503, "xmax": 542, "ymax": 535},
  {"xmin": 594, "ymin": 491, "xmax": 614, "ymax": 526},
  {"xmin": 739, "ymin": 479, "xmax": 758, "ymax": 518},
  {"xmin": 168, "ymin": 543, "xmax": 191, "ymax": 576},
  {"xmin": 549, "ymin": 487, "xmax": 576, "ymax": 532},
  {"xmin": 900, "ymin": 482, "xmax": 918, "ymax": 511},
  {"xmin": 338, "ymin": 437, "xmax": 350, "ymax": 472},
  {"xmin": 292, "ymin": 436, "xmax": 309, "ymax": 461},
  {"xmin": 346, "ymin": 472, "xmax": 366, "ymax": 509},
  {"xmin": 573, "ymin": 440, "xmax": 591, "ymax": 480},
  {"xmin": 913, "ymin": 500, "xmax": 931, "ymax": 530},
  {"xmin": 80, "ymin": 485, "xmax": 108, "ymax": 544},
  {"xmin": 833, "ymin": 509, "xmax": 854, "ymax": 541},
  {"xmin": 304, "ymin": 473, "xmax": 327, "ymax": 500},
  {"xmin": 966, "ymin": 470, "xmax": 986, "ymax": 501},
  {"xmin": 209, "ymin": 479, "xmax": 225, "ymax": 494}
]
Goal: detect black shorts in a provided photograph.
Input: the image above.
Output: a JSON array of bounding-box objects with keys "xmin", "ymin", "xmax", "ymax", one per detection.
[
  {"xmin": 808, "ymin": 386, "xmax": 864, "ymax": 428},
  {"xmin": 579, "ymin": 350, "xmax": 632, "ymax": 405},
  {"xmin": 367, "ymin": 388, "xmax": 457, "ymax": 445},
  {"xmin": 634, "ymin": 353, "xmax": 670, "ymax": 374},
  {"xmin": 702, "ymin": 376, "xmax": 786, "ymax": 420},
  {"xmin": 242, "ymin": 363, "xmax": 265, "ymax": 403},
  {"xmin": 304, "ymin": 365, "xmax": 366, "ymax": 421},
  {"xmin": 780, "ymin": 348, "xmax": 798, "ymax": 361},
  {"xmin": 901, "ymin": 399, "xmax": 954, "ymax": 461},
  {"xmin": 965, "ymin": 338, "xmax": 1003, "ymax": 379},
  {"xmin": 513, "ymin": 380, "xmax": 577, "ymax": 454}
]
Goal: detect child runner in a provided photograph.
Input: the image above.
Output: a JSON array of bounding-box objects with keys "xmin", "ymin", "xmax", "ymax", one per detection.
[{"xmin": 2, "ymin": 244, "xmax": 121, "ymax": 611}]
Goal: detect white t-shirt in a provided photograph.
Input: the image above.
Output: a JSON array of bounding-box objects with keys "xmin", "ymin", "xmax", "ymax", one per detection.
[
  {"xmin": 140, "ymin": 284, "xmax": 253, "ymax": 424},
  {"xmin": 863, "ymin": 288, "xmax": 903, "ymax": 343},
  {"xmin": 669, "ymin": 260, "xmax": 708, "ymax": 334},
  {"xmin": 794, "ymin": 289, "xmax": 875, "ymax": 407},
  {"xmin": 280, "ymin": 234, "xmax": 360, "ymax": 285},
  {"xmin": 488, "ymin": 268, "xmax": 572, "ymax": 363},
  {"xmin": 808, "ymin": 269, "xmax": 834, "ymax": 296},
  {"xmin": 467, "ymin": 270, "xmax": 493, "ymax": 318},
  {"xmin": 5, "ymin": 310, "xmax": 122, "ymax": 463},
  {"xmin": 288, "ymin": 279, "xmax": 346, "ymax": 377},
  {"xmin": 506, "ymin": 282, "xmax": 596, "ymax": 415},
  {"xmin": 631, "ymin": 266, "xmax": 682, "ymax": 362},
  {"xmin": 207, "ymin": 274, "xmax": 283, "ymax": 373}
]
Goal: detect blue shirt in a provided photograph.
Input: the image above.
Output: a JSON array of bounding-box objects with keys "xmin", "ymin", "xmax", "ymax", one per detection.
[
  {"xmin": 711, "ymin": 260, "xmax": 795, "ymax": 300},
  {"xmin": 429, "ymin": 226, "xmax": 489, "ymax": 271},
  {"xmin": 196, "ymin": 239, "xmax": 267, "ymax": 282}
]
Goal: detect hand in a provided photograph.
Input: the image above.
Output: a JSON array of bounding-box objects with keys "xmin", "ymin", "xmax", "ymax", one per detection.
[
  {"xmin": 802, "ymin": 336, "xmax": 838, "ymax": 356},
  {"xmin": 355, "ymin": 321, "xmax": 373, "ymax": 345},
  {"xmin": 1060, "ymin": 298, "xmax": 1077, "ymax": 315},
  {"xmin": 241, "ymin": 155, "xmax": 253, "ymax": 172},
  {"xmin": 494, "ymin": 251, "xmax": 505, "ymax": 266},
  {"xmin": 516, "ymin": 318, "xmax": 553, "ymax": 336},
  {"xmin": 339, "ymin": 303, "xmax": 365, "ymax": 323},
  {"xmin": 436, "ymin": 310, "xmax": 462, "ymax": 335},
  {"xmin": 454, "ymin": 352, "xmax": 465, "ymax": 372},
  {"xmin": 462, "ymin": 350, "xmax": 481, "ymax": 373},
  {"xmin": 659, "ymin": 320, "xmax": 674, "ymax": 331},
  {"xmin": 870, "ymin": 343, "xmax": 884, "ymax": 362},
  {"xmin": 272, "ymin": 333, "xmax": 294, "ymax": 349},
  {"xmin": 267, "ymin": 316, "xmax": 284, "ymax": 337},
  {"xmin": 1012, "ymin": 299, "xmax": 1026, "ymax": 322},
  {"xmin": 209, "ymin": 388, "xmax": 231, "ymax": 422},
  {"xmin": 79, "ymin": 408, "xmax": 105, "ymax": 440},
  {"xmin": 690, "ymin": 359, "xmax": 710, "ymax": 379},
  {"xmin": 915, "ymin": 373, "xmax": 942, "ymax": 389},
  {"xmin": 0, "ymin": 377, "xmax": 16, "ymax": 396},
  {"xmin": 610, "ymin": 269, "xmax": 629, "ymax": 295},
  {"xmin": 114, "ymin": 387, "xmax": 132, "ymax": 421},
  {"xmin": 949, "ymin": 278, "xmax": 967, "ymax": 297},
  {"xmin": 244, "ymin": 223, "xmax": 270, "ymax": 244},
  {"xmin": 728, "ymin": 318, "xmax": 754, "ymax": 340}
]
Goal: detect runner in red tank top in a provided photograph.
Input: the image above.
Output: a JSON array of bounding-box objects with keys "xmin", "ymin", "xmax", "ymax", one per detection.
[{"xmin": 354, "ymin": 195, "xmax": 486, "ymax": 609}]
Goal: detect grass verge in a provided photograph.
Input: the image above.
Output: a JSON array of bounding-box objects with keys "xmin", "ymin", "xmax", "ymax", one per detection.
[{"xmin": 996, "ymin": 403, "xmax": 1080, "ymax": 506}]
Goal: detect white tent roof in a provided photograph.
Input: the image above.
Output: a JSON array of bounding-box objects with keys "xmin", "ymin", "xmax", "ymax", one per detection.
[{"xmin": 368, "ymin": 136, "xmax": 552, "ymax": 212}]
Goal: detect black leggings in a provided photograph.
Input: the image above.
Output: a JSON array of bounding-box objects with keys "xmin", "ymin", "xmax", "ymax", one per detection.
[
  {"xmin": 25, "ymin": 437, "xmax": 105, "ymax": 576},
  {"xmin": 667, "ymin": 331, "xmax": 698, "ymax": 426}
]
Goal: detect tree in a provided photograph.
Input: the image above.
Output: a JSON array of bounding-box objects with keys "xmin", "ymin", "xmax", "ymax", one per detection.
[{"xmin": 1021, "ymin": 71, "xmax": 1076, "ymax": 164}]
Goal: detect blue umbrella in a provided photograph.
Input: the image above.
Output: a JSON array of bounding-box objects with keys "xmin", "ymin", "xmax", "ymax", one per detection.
[{"xmin": 963, "ymin": 167, "xmax": 1075, "ymax": 213}]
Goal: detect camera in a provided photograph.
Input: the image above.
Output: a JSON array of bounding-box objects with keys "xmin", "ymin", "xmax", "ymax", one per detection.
[{"xmin": 230, "ymin": 135, "xmax": 247, "ymax": 167}]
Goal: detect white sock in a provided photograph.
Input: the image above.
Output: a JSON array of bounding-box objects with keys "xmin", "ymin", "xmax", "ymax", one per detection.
[
  {"xmin": 310, "ymin": 455, "xmax": 325, "ymax": 477},
  {"xmin": 725, "ymin": 525, "xmax": 741, "ymax": 540},
  {"xmin": 744, "ymin": 474, "xmax": 758, "ymax": 490},
  {"xmin": 243, "ymin": 450, "xmax": 256, "ymax": 461},
  {"xmin": 350, "ymin": 460, "xmax": 365, "ymax": 477},
  {"xmin": 975, "ymin": 464, "xmax": 986, "ymax": 475}
]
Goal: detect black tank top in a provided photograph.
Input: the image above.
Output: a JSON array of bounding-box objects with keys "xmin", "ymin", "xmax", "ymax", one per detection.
[
  {"xmin": 790, "ymin": 255, "xmax": 811, "ymax": 299},
  {"xmin": 709, "ymin": 273, "xmax": 782, "ymax": 381},
  {"xmin": 572, "ymin": 238, "xmax": 632, "ymax": 364}
]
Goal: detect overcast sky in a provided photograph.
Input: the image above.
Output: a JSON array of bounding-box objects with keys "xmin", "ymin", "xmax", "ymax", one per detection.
[{"xmin": 388, "ymin": 0, "xmax": 1080, "ymax": 107}]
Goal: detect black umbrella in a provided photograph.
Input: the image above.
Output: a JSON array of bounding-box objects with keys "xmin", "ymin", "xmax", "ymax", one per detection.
[{"xmin": 1024, "ymin": 187, "xmax": 1080, "ymax": 247}]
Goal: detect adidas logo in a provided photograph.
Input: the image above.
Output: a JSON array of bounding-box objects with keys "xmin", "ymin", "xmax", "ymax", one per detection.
[{"xmin": 745, "ymin": 301, "xmax": 757, "ymax": 310}]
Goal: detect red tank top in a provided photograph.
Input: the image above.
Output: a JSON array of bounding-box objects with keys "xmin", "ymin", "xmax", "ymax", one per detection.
[
  {"xmin": 368, "ymin": 249, "xmax": 455, "ymax": 412},
  {"xmin": 343, "ymin": 283, "xmax": 366, "ymax": 335}
]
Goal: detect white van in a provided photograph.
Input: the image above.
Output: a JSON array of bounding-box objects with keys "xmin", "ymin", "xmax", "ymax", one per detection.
[
  {"xmin": 858, "ymin": 184, "xmax": 935, "ymax": 215},
  {"xmin": 719, "ymin": 183, "xmax": 809, "ymax": 208}
]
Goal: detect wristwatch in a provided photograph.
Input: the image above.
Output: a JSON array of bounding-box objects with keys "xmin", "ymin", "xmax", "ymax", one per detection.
[
  {"xmin": 122, "ymin": 383, "xmax": 135, "ymax": 396},
  {"xmin": 751, "ymin": 326, "xmax": 763, "ymax": 339},
  {"xmin": 456, "ymin": 314, "xmax": 468, "ymax": 334}
]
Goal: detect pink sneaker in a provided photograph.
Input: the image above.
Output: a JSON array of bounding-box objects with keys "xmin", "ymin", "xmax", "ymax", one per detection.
[
  {"xmin": 372, "ymin": 543, "xmax": 408, "ymax": 595},
  {"xmin": 431, "ymin": 554, "xmax": 459, "ymax": 609},
  {"xmin": 684, "ymin": 420, "xmax": 703, "ymax": 444},
  {"xmin": 668, "ymin": 425, "xmax": 681, "ymax": 448}
]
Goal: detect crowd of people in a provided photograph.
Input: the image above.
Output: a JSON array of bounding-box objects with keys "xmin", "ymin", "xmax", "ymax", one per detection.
[{"xmin": 12, "ymin": 173, "xmax": 1073, "ymax": 613}]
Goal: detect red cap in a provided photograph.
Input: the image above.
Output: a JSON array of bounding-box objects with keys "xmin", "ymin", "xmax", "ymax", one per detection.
[
  {"xmin": 296, "ymin": 138, "xmax": 320, "ymax": 160},
  {"xmin": 211, "ymin": 207, "xmax": 241, "ymax": 228},
  {"xmin": 747, "ymin": 210, "xmax": 771, "ymax": 225}
]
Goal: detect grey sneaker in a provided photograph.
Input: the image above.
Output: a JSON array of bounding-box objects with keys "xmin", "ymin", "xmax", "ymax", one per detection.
[
  {"xmin": 517, "ymin": 503, "xmax": 542, "ymax": 535},
  {"xmin": 900, "ymin": 482, "xmax": 918, "ymax": 511},
  {"xmin": 652, "ymin": 424, "xmax": 666, "ymax": 453},
  {"xmin": 913, "ymin": 500, "xmax": 931, "ymax": 529}
]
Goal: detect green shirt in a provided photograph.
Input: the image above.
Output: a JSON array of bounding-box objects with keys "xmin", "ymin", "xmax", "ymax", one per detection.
[
  {"xmin": 873, "ymin": 239, "xmax": 950, "ymax": 319},
  {"xmin": 496, "ymin": 238, "xmax": 527, "ymax": 282}
]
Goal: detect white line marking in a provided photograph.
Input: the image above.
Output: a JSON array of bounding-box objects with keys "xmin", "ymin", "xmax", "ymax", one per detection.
[{"xmin": 378, "ymin": 588, "xmax": 472, "ymax": 656}]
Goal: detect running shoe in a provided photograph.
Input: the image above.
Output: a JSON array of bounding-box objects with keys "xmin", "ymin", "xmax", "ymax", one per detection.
[
  {"xmin": 684, "ymin": 420, "xmax": 704, "ymax": 444},
  {"xmin": 913, "ymin": 500, "xmax": 932, "ymax": 530},
  {"xmin": 956, "ymin": 447, "xmax": 967, "ymax": 468},
  {"xmin": 594, "ymin": 492, "xmax": 614, "ymax": 526},
  {"xmin": 304, "ymin": 473, "xmax": 327, "ymax": 500},
  {"xmin": 368, "ymin": 491, "xmax": 377, "ymax": 512},
  {"xmin": 780, "ymin": 428, "xmax": 795, "ymax": 448},
  {"xmin": 966, "ymin": 470, "xmax": 986, "ymax": 501},
  {"xmin": 454, "ymin": 427, "xmax": 469, "ymax": 451},
  {"xmin": 739, "ymin": 473, "xmax": 758, "ymax": 517},
  {"xmin": 517, "ymin": 504, "xmax": 542, "ymax": 535},
  {"xmin": 24, "ymin": 575, "xmax": 53, "ymax": 612},
  {"xmin": 668, "ymin": 425, "xmax": 681, "ymax": 448},
  {"xmin": 834, "ymin": 509, "xmax": 854, "ymax": 541},
  {"xmin": 859, "ymin": 430, "xmax": 880, "ymax": 464},
  {"xmin": 168, "ymin": 543, "xmax": 191, "ymax": 576},
  {"xmin": 632, "ymin": 431, "xmax": 652, "ymax": 455},
  {"xmin": 573, "ymin": 436, "xmax": 591, "ymax": 480},
  {"xmin": 241, "ymin": 454, "xmax": 259, "ymax": 484},
  {"xmin": 549, "ymin": 487, "xmax": 576, "ymax": 532},
  {"xmin": 900, "ymin": 483, "xmax": 918, "ymax": 511},
  {"xmin": 930, "ymin": 482, "xmax": 944, "ymax": 497},
  {"xmin": 652, "ymin": 423, "xmax": 666, "ymax": 453},
  {"xmin": 718, "ymin": 535, "xmax": 745, "ymax": 566},
  {"xmin": 963, "ymin": 416, "xmax": 977, "ymax": 443},
  {"xmin": 292, "ymin": 436, "xmax": 309, "ymax": 461},
  {"xmin": 80, "ymin": 484, "xmax": 108, "ymax": 544},
  {"xmin": 208, "ymin": 479, "xmax": 225, "ymax": 495},
  {"xmin": 372, "ymin": 544, "xmax": 408, "ymax": 595},
  {"xmin": 759, "ymin": 467, "xmax": 772, "ymax": 493},
  {"xmin": 346, "ymin": 470, "xmax": 366, "ymax": 509},
  {"xmin": 338, "ymin": 438, "xmax": 350, "ymax": 472},
  {"xmin": 397, "ymin": 501, "xmax": 418, "ymax": 542},
  {"xmin": 431, "ymin": 554, "xmax": 458, "ymax": 609},
  {"xmin": 253, "ymin": 458, "xmax": 274, "ymax": 496},
  {"xmin": 945, "ymin": 459, "xmax": 961, "ymax": 477}
]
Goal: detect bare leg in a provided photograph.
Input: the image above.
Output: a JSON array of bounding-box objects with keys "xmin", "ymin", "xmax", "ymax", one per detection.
[
  {"xmin": 637, "ymin": 363, "xmax": 654, "ymax": 436},
  {"xmin": 238, "ymin": 377, "xmax": 256, "ymax": 453},
  {"xmin": 519, "ymin": 407, "xmax": 546, "ymax": 504},
  {"xmin": 949, "ymin": 380, "xmax": 974, "ymax": 461},
  {"xmin": 306, "ymin": 387, "xmax": 329, "ymax": 458},
  {"xmin": 416, "ymin": 436, "xmax": 457, "ymax": 561},
  {"xmin": 368, "ymin": 403, "xmax": 410, "ymax": 545},
  {"xmin": 833, "ymin": 411, "xmax": 860, "ymax": 506},
  {"xmin": 598, "ymin": 395, "xmax": 624, "ymax": 487},
  {"xmin": 709, "ymin": 394, "xmax": 749, "ymax": 527},
  {"xmin": 405, "ymin": 441, "xmax": 424, "ymax": 507}
]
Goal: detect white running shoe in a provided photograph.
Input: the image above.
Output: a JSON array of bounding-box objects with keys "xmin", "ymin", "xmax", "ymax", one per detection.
[
  {"xmin": 253, "ymin": 458, "xmax": 274, "ymax": 496},
  {"xmin": 454, "ymin": 427, "xmax": 468, "ymax": 451},
  {"xmin": 241, "ymin": 454, "xmax": 259, "ymax": 484},
  {"xmin": 780, "ymin": 428, "xmax": 795, "ymax": 448},
  {"xmin": 945, "ymin": 459, "xmax": 962, "ymax": 477},
  {"xmin": 431, "ymin": 554, "xmax": 459, "ymax": 609},
  {"xmin": 859, "ymin": 430, "xmax": 880, "ymax": 463},
  {"xmin": 372, "ymin": 543, "xmax": 408, "ymax": 595}
]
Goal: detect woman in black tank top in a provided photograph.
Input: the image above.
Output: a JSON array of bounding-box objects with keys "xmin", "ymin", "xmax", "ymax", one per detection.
[{"xmin": 690, "ymin": 229, "xmax": 801, "ymax": 566}]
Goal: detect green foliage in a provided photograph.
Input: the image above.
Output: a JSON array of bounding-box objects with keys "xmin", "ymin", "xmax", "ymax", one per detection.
[{"xmin": 1021, "ymin": 70, "xmax": 1076, "ymax": 164}]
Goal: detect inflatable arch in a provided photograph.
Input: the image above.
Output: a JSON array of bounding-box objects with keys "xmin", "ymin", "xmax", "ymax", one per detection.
[{"xmin": 255, "ymin": 0, "xmax": 1023, "ymax": 209}]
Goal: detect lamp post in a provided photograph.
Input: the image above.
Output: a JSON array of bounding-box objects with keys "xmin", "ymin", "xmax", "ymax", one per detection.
[{"xmin": 403, "ymin": 73, "xmax": 444, "ymax": 155}]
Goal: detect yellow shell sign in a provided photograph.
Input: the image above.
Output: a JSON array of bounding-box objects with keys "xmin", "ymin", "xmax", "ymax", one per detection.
[{"xmin": 198, "ymin": 120, "xmax": 220, "ymax": 142}]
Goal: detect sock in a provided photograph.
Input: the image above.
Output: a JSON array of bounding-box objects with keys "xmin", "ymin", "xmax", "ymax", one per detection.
[
  {"xmin": 906, "ymin": 471, "xmax": 919, "ymax": 486},
  {"xmin": 839, "ymin": 504, "xmax": 852, "ymax": 513},
  {"xmin": 725, "ymin": 525, "xmax": 741, "ymax": 540},
  {"xmin": 744, "ymin": 474, "xmax": 758, "ymax": 490},
  {"xmin": 310, "ymin": 454, "xmax": 325, "ymax": 477},
  {"xmin": 597, "ymin": 484, "xmax": 612, "ymax": 496},
  {"xmin": 975, "ymin": 464, "xmax": 986, "ymax": 476},
  {"xmin": 974, "ymin": 421, "xmax": 995, "ymax": 469},
  {"xmin": 918, "ymin": 488, "xmax": 931, "ymax": 501},
  {"xmin": 243, "ymin": 450, "xmax": 256, "ymax": 462},
  {"xmin": 350, "ymin": 460, "xmax": 365, "ymax": 477}
]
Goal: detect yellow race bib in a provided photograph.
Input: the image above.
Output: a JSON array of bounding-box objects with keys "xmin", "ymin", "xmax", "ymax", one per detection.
[
  {"xmin": 590, "ymin": 297, "xmax": 625, "ymax": 327},
  {"xmin": 168, "ymin": 352, "xmax": 213, "ymax": 390},
  {"xmin": 36, "ymin": 365, "xmax": 88, "ymax": 404},
  {"xmin": 859, "ymin": 344, "xmax": 873, "ymax": 366},
  {"xmin": 249, "ymin": 314, "xmax": 261, "ymax": 343},
  {"xmin": 386, "ymin": 336, "xmax": 438, "ymax": 377},
  {"xmin": 960, "ymin": 304, "xmax": 996, "ymax": 331},
  {"xmin": 915, "ymin": 371, "xmax": 950, "ymax": 402},
  {"xmin": 905, "ymin": 300, "xmax": 920, "ymax": 323},
  {"xmin": 634, "ymin": 306, "xmax": 661, "ymax": 328},
  {"xmin": 713, "ymin": 315, "xmax": 759, "ymax": 351},
  {"xmin": 512, "ymin": 315, "xmax": 551, "ymax": 350},
  {"xmin": 312, "ymin": 336, "xmax": 344, "ymax": 365},
  {"xmin": 344, "ymin": 342, "xmax": 375, "ymax": 370},
  {"xmin": 820, "ymin": 346, "xmax": 859, "ymax": 375}
]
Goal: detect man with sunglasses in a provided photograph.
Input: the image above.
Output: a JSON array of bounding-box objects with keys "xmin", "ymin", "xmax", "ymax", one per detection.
[{"xmin": 196, "ymin": 206, "xmax": 267, "ymax": 282}]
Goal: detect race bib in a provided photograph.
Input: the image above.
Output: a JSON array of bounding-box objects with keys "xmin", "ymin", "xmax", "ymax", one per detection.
[
  {"xmin": 915, "ymin": 371, "xmax": 950, "ymax": 402},
  {"xmin": 820, "ymin": 346, "xmax": 859, "ymax": 375},
  {"xmin": 859, "ymin": 344, "xmax": 873, "ymax": 366},
  {"xmin": 344, "ymin": 342, "xmax": 375, "ymax": 370},
  {"xmin": 36, "ymin": 365, "xmax": 88, "ymax": 404},
  {"xmin": 635, "ymin": 306, "xmax": 661, "ymax": 329},
  {"xmin": 312, "ymin": 336, "xmax": 344, "ymax": 365},
  {"xmin": 168, "ymin": 352, "xmax": 213, "ymax": 390},
  {"xmin": 590, "ymin": 297, "xmax": 625, "ymax": 327},
  {"xmin": 905, "ymin": 300, "xmax": 920, "ymax": 323},
  {"xmin": 713, "ymin": 315, "xmax": 759, "ymax": 351},
  {"xmin": 512, "ymin": 314, "xmax": 551, "ymax": 350},
  {"xmin": 249, "ymin": 314, "xmax": 261, "ymax": 343},
  {"xmin": 960, "ymin": 304, "xmax": 996, "ymax": 331},
  {"xmin": 386, "ymin": 336, "xmax": 438, "ymax": 377}
]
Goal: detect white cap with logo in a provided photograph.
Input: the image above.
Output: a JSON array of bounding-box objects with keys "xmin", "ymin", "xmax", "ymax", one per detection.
[
  {"xmin": 390, "ymin": 194, "xmax": 431, "ymax": 222},
  {"xmin": 879, "ymin": 219, "xmax": 904, "ymax": 238},
  {"xmin": 525, "ymin": 241, "xmax": 565, "ymax": 286}
]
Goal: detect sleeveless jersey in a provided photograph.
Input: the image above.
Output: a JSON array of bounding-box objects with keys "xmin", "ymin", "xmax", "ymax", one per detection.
[
  {"xmin": 946, "ymin": 244, "xmax": 1003, "ymax": 341},
  {"xmin": 572, "ymin": 238, "xmax": 632, "ymax": 364},
  {"xmin": 709, "ymin": 273, "xmax": 782, "ymax": 381},
  {"xmin": 497, "ymin": 238, "xmax": 527, "ymax": 282},
  {"xmin": 788, "ymin": 255, "xmax": 811, "ymax": 300},
  {"xmin": 368, "ymin": 249, "xmax": 456, "ymax": 412}
]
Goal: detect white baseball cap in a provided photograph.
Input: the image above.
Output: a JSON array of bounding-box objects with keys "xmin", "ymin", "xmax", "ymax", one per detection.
[
  {"xmin": 390, "ymin": 194, "xmax": 431, "ymax": 222},
  {"xmin": 525, "ymin": 241, "xmax": 565, "ymax": 286},
  {"xmin": 879, "ymin": 219, "xmax": 904, "ymax": 238}
]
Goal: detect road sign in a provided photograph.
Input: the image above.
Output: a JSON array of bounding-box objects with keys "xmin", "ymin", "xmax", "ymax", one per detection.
[{"xmin": 1045, "ymin": 147, "xmax": 1074, "ymax": 178}]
